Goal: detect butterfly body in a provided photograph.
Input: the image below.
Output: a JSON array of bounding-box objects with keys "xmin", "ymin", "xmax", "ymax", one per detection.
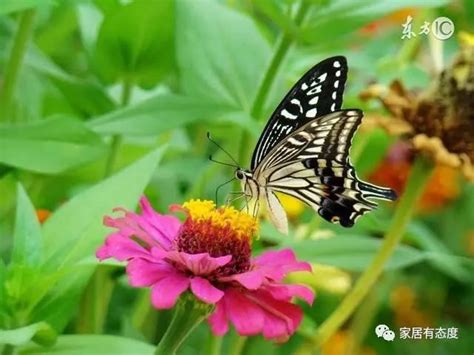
[{"xmin": 236, "ymin": 56, "xmax": 396, "ymax": 234}]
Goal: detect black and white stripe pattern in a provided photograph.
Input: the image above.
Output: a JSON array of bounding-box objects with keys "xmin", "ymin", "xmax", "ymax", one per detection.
[
  {"xmin": 251, "ymin": 56, "xmax": 348, "ymax": 169},
  {"xmin": 253, "ymin": 109, "xmax": 396, "ymax": 227},
  {"xmin": 236, "ymin": 56, "xmax": 396, "ymax": 231}
]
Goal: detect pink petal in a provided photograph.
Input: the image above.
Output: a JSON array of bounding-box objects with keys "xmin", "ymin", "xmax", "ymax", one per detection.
[
  {"xmin": 264, "ymin": 284, "xmax": 315, "ymax": 305},
  {"xmin": 224, "ymin": 289, "xmax": 264, "ymax": 336},
  {"xmin": 103, "ymin": 197, "xmax": 182, "ymax": 251},
  {"xmin": 254, "ymin": 249, "xmax": 312, "ymax": 281},
  {"xmin": 190, "ymin": 277, "xmax": 224, "ymax": 304},
  {"xmin": 219, "ymin": 269, "xmax": 265, "ymax": 290},
  {"xmin": 96, "ymin": 233, "xmax": 150, "ymax": 261},
  {"xmin": 262, "ymin": 311, "xmax": 289, "ymax": 340},
  {"xmin": 140, "ymin": 197, "xmax": 182, "ymax": 244},
  {"xmin": 104, "ymin": 215, "xmax": 156, "ymax": 247},
  {"xmin": 208, "ymin": 301, "xmax": 228, "ymax": 336},
  {"xmin": 151, "ymin": 273, "xmax": 190, "ymax": 309},
  {"xmin": 246, "ymin": 289, "xmax": 303, "ymax": 339},
  {"xmin": 126, "ymin": 258, "xmax": 174, "ymax": 287},
  {"xmin": 160, "ymin": 251, "xmax": 232, "ymax": 275}
]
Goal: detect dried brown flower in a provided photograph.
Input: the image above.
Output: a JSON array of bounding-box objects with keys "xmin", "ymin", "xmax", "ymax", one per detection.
[{"xmin": 361, "ymin": 32, "xmax": 474, "ymax": 181}]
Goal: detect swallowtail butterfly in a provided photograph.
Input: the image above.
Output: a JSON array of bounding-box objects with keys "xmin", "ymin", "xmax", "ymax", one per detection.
[{"xmin": 233, "ymin": 56, "xmax": 397, "ymax": 234}]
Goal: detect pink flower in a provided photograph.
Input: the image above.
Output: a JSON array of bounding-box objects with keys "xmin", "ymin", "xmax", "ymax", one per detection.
[{"xmin": 97, "ymin": 198, "xmax": 314, "ymax": 342}]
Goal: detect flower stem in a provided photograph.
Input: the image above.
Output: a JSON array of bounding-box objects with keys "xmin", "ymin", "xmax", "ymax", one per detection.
[
  {"xmin": 228, "ymin": 334, "xmax": 247, "ymax": 355},
  {"xmin": 206, "ymin": 333, "xmax": 223, "ymax": 355},
  {"xmin": 103, "ymin": 78, "xmax": 132, "ymax": 177},
  {"xmin": 237, "ymin": 0, "xmax": 310, "ymax": 166},
  {"xmin": 0, "ymin": 9, "xmax": 36, "ymax": 122},
  {"xmin": 154, "ymin": 297, "xmax": 213, "ymax": 355},
  {"xmin": 312, "ymin": 157, "xmax": 434, "ymax": 346}
]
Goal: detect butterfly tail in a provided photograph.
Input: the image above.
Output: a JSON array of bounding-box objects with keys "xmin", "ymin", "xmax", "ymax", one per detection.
[{"xmin": 359, "ymin": 181, "xmax": 398, "ymax": 202}]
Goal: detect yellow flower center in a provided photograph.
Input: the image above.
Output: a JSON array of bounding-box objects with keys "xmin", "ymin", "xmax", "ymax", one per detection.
[{"xmin": 182, "ymin": 199, "xmax": 258, "ymax": 241}]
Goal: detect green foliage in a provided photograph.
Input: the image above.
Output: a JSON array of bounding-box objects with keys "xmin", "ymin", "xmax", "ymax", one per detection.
[
  {"xmin": 93, "ymin": 0, "xmax": 175, "ymax": 88},
  {"xmin": 20, "ymin": 334, "xmax": 154, "ymax": 354},
  {"xmin": 176, "ymin": 0, "xmax": 270, "ymax": 108},
  {"xmin": 42, "ymin": 148, "xmax": 165, "ymax": 268},
  {"xmin": 0, "ymin": 0, "xmax": 54, "ymax": 15},
  {"xmin": 0, "ymin": 322, "xmax": 56, "ymax": 347},
  {"xmin": 287, "ymin": 235, "xmax": 427, "ymax": 271},
  {"xmin": 12, "ymin": 184, "xmax": 42, "ymax": 267},
  {"xmin": 0, "ymin": 118, "xmax": 106, "ymax": 174},
  {"xmin": 0, "ymin": 0, "xmax": 472, "ymax": 354},
  {"xmin": 89, "ymin": 94, "xmax": 239, "ymax": 136}
]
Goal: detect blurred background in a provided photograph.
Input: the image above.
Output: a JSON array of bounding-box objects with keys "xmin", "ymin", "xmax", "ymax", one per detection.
[{"xmin": 0, "ymin": 0, "xmax": 473, "ymax": 354}]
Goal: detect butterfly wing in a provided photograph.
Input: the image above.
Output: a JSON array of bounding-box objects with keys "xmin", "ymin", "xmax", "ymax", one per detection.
[
  {"xmin": 251, "ymin": 56, "xmax": 348, "ymax": 170},
  {"xmin": 255, "ymin": 109, "xmax": 397, "ymax": 228}
]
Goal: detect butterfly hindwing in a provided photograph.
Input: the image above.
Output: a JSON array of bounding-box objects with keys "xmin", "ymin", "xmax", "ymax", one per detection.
[
  {"xmin": 258, "ymin": 110, "xmax": 396, "ymax": 227},
  {"xmin": 250, "ymin": 56, "xmax": 348, "ymax": 170}
]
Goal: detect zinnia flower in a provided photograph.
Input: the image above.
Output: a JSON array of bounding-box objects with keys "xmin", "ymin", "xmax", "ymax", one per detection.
[
  {"xmin": 360, "ymin": 32, "xmax": 474, "ymax": 181},
  {"xmin": 96, "ymin": 197, "xmax": 314, "ymax": 341}
]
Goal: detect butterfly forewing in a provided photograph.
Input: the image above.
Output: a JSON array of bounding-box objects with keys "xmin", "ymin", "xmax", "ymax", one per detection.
[{"xmin": 250, "ymin": 56, "xmax": 348, "ymax": 169}]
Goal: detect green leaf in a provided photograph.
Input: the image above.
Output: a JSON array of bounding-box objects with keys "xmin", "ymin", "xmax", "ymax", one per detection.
[
  {"xmin": 176, "ymin": 0, "xmax": 270, "ymax": 108},
  {"xmin": 93, "ymin": 0, "xmax": 175, "ymax": 88},
  {"xmin": 88, "ymin": 93, "xmax": 247, "ymax": 136},
  {"xmin": 20, "ymin": 335, "xmax": 154, "ymax": 354},
  {"xmin": 287, "ymin": 235, "xmax": 426, "ymax": 271},
  {"xmin": 0, "ymin": 322, "xmax": 56, "ymax": 347},
  {"xmin": 406, "ymin": 222, "xmax": 471, "ymax": 282},
  {"xmin": 0, "ymin": 117, "xmax": 107, "ymax": 174},
  {"xmin": 47, "ymin": 77, "xmax": 116, "ymax": 118},
  {"xmin": 30, "ymin": 266, "xmax": 93, "ymax": 332},
  {"xmin": 42, "ymin": 148, "xmax": 165, "ymax": 269},
  {"xmin": 0, "ymin": 0, "xmax": 54, "ymax": 15},
  {"xmin": 252, "ymin": 0, "xmax": 296, "ymax": 33},
  {"xmin": 11, "ymin": 184, "xmax": 42, "ymax": 267},
  {"xmin": 300, "ymin": 0, "xmax": 449, "ymax": 45}
]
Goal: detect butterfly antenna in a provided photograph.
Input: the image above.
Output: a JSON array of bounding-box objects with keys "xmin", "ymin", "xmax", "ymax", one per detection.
[
  {"xmin": 208, "ymin": 155, "xmax": 238, "ymax": 168},
  {"xmin": 207, "ymin": 132, "xmax": 240, "ymax": 167},
  {"xmin": 215, "ymin": 176, "xmax": 236, "ymax": 205}
]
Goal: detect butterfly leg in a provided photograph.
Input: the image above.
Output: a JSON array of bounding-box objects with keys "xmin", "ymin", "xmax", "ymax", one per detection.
[{"xmin": 225, "ymin": 192, "xmax": 249, "ymax": 205}]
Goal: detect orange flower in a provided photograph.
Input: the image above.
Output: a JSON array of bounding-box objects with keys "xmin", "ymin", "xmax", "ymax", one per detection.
[
  {"xmin": 360, "ymin": 8, "xmax": 418, "ymax": 35},
  {"xmin": 322, "ymin": 330, "xmax": 376, "ymax": 355},
  {"xmin": 369, "ymin": 142, "xmax": 459, "ymax": 211},
  {"xmin": 390, "ymin": 285, "xmax": 433, "ymax": 328},
  {"xmin": 35, "ymin": 209, "xmax": 51, "ymax": 224}
]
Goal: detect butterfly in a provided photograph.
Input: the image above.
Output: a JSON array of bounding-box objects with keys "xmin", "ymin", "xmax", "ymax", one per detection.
[{"xmin": 233, "ymin": 56, "xmax": 397, "ymax": 234}]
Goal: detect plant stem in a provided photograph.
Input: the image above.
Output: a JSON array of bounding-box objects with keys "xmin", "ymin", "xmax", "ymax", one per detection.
[
  {"xmin": 75, "ymin": 265, "xmax": 115, "ymax": 334},
  {"xmin": 237, "ymin": 0, "xmax": 310, "ymax": 166},
  {"xmin": 311, "ymin": 157, "xmax": 434, "ymax": 347},
  {"xmin": 206, "ymin": 333, "xmax": 223, "ymax": 355},
  {"xmin": 0, "ymin": 9, "xmax": 36, "ymax": 122},
  {"xmin": 103, "ymin": 78, "xmax": 132, "ymax": 177},
  {"xmin": 154, "ymin": 297, "xmax": 213, "ymax": 355},
  {"xmin": 228, "ymin": 334, "xmax": 247, "ymax": 355},
  {"xmin": 76, "ymin": 80, "xmax": 133, "ymax": 333},
  {"xmin": 344, "ymin": 283, "xmax": 380, "ymax": 355}
]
